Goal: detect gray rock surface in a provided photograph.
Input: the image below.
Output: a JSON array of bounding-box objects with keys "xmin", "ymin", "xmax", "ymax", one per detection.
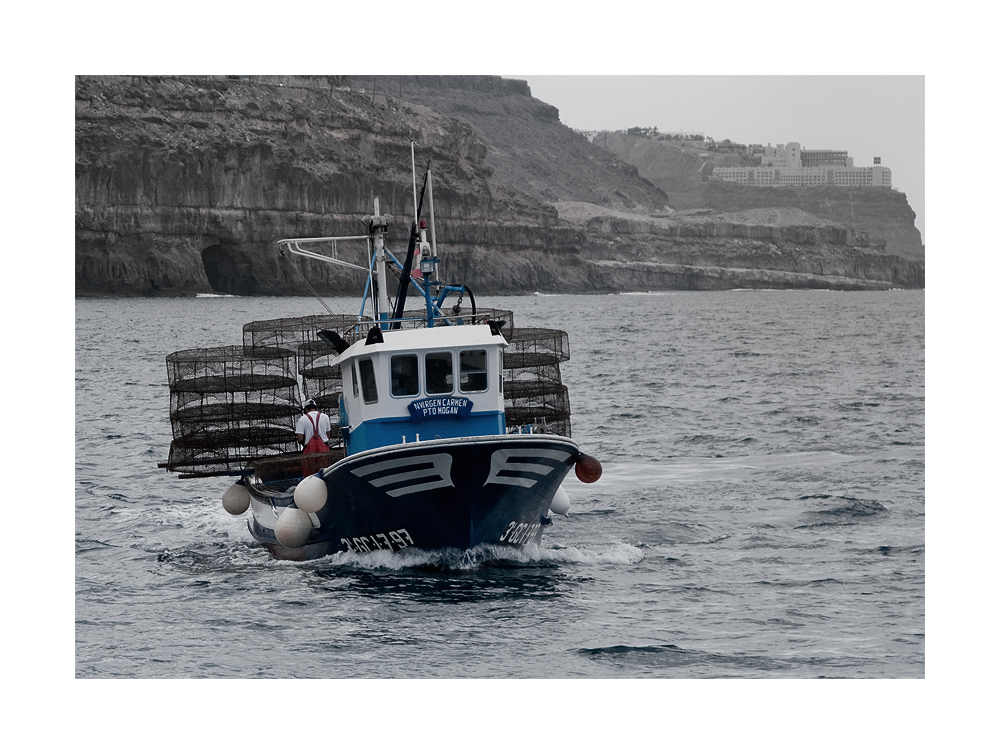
[{"xmin": 75, "ymin": 75, "xmax": 923, "ymax": 296}]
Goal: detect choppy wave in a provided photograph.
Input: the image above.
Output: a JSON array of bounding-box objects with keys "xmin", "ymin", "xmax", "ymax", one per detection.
[
  {"xmin": 575, "ymin": 643, "xmax": 864, "ymax": 677},
  {"xmin": 799, "ymin": 494, "xmax": 890, "ymax": 517}
]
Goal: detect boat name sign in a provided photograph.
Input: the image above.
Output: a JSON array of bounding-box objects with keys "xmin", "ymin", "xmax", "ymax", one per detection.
[{"xmin": 407, "ymin": 396, "xmax": 473, "ymax": 421}]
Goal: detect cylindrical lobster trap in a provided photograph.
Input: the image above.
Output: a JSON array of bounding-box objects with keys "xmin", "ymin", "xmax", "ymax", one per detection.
[
  {"xmin": 503, "ymin": 327, "xmax": 572, "ymax": 437},
  {"xmin": 242, "ymin": 314, "xmax": 364, "ymax": 351},
  {"xmin": 243, "ymin": 314, "xmax": 361, "ymax": 423},
  {"xmin": 165, "ymin": 345, "xmax": 301, "ymax": 475}
]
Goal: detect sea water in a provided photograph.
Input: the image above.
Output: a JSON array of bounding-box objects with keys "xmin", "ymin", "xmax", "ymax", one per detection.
[{"xmin": 75, "ymin": 290, "xmax": 923, "ymax": 679}]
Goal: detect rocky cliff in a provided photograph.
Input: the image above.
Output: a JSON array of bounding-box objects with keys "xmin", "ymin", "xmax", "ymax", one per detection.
[
  {"xmin": 76, "ymin": 75, "xmax": 579, "ymax": 295},
  {"xmin": 554, "ymin": 203, "xmax": 923, "ymax": 290},
  {"xmin": 76, "ymin": 75, "xmax": 923, "ymax": 296}
]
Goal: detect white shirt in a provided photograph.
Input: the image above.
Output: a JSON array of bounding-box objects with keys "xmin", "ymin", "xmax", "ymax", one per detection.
[{"xmin": 295, "ymin": 410, "xmax": 332, "ymax": 444}]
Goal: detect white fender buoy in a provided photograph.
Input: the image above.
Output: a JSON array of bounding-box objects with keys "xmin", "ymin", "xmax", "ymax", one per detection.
[
  {"xmin": 274, "ymin": 506, "xmax": 313, "ymax": 548},
  {"xmin": 293, "ymin": 474, "xmax": 328, "ymax": 513},
  {"xmin": 549, "ymin": 484, "xmax": 571, "ymax": 516},
  {"xmin": 222, "ymin": 482, "xmax": 250, "ymax": 515}
]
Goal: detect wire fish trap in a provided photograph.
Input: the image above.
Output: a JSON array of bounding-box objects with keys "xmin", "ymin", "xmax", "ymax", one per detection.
[
  {"xmin": 297, "ymin": 339, "xmax": 343, "ymax": 409},
  {"xmin": 166, "ymin": 345, "xmax": 298, "ymax": 382},
  {"xmin": 503, "ymin": 327, "xmax": 569, "ymax": 368},
  {"xmin": 504, "ymin": 383, "xmax": 571, "ymax": 437},
  {"xmin": 502, "ymin": 327, "xmax": 572, "ymax": 437},
  {"xmin": 165, "ymin": 427, "xmax": 300, "ymax": 477},
  {"xmin": 251, "ymin": 448, "xmax": 347, "ymax": 484},
  {"xmin": 467, "ymin": 308, "xmax": 515, "ymax": 340},
  {"xmin": 165, "ymin": 345, "xmax": 301, "ymax": 475},
  {"xmin": 243, "ymin": 314, "xmax": 365, "ymax": 352},
  {"xmin": 243, "ymin": 315, "xmax": 363, "ymax": 429},
  {"xmin": 505, "ymin": 359, "xmax": 564, "ymax": 387},
  {"xmin": 170, "ymin": 400, "xmax": 297, "ymax": 426},
  {"xmin": 381, "ymin": 308, "xmax": 514, "ymax": 339}
]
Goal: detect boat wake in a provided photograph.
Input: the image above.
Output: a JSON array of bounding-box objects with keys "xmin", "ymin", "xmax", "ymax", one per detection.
[{"xmin": 310, "ymin": 541, "xmax": 644, "ymax": 571}]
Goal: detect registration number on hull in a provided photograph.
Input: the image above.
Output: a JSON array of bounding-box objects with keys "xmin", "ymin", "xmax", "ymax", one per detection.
[
  {"xmin": 499, "ymin": 521, "xmax": 542, "ymax": 546},
  {"xmin": 341, "ymin": 528, "xmax": 414, "ymax": 554}
]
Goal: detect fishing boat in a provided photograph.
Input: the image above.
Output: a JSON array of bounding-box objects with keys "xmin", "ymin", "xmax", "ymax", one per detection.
[{"xmin": 161, "ymin": 151, "xmax": 602, "ymax": 560}]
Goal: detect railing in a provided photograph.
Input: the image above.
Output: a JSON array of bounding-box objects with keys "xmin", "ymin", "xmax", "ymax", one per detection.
[{"xmin": 349, "ymin": 310, "xmax": 505, "ymax": 335}]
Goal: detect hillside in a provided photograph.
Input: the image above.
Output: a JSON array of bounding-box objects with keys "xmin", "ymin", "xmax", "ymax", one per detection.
[
  {"xmin": 382, "ymin": 76, "xmax": 669, "ymax": 212},
  {"xmin": 75, "ymin": 75, "xmax": 923, "ymax": 296},
  {"xmin": 593, "ymin": 131, "xmax": 925, "ymax": 262}
]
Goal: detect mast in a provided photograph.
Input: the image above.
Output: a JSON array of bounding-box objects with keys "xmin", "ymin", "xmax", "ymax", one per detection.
[
  {"xmin": 411, "ymin": 143, "xmax": 419, "ymax": 229},
  {"xmin": 370, "ymin": 198, "xmax": 392, "ymax": 324},
  {"xmin": 427, "ymin": 169, "xmax": 437, "ymax": 259},
  {"xmin": 390, "ymin": 143, "xmax": 429, "ymax": 328},
  {"xmin": 419, "ymin": 170, "xmax": 440, "ymax": 326}
]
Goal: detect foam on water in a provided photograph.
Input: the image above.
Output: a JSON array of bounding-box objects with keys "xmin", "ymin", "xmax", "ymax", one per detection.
[{"xmin": 307, "ymin": 540, "xmax": 645, "ymax": 572}]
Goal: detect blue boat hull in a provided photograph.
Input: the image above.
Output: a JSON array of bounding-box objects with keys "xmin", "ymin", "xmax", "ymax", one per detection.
[{"xmin": 247, "ymin": 435, "xmax": 581, "ymax": 560}]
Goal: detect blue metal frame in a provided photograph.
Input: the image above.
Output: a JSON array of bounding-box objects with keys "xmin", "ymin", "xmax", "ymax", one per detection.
[
  {"xmin": 374, "ymin": 247, "xmax": 469, "ymax": 329},
  {"xmin": 358, "ymin": 244, "xmax": 377, "ymax": 322}
]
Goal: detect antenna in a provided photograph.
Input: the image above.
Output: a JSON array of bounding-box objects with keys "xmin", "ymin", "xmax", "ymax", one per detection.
[
  {"xmin": 427, "ymin": 169, "xmax": 437, "ymax": 259},
  {"xmin": 411, "ymin": 141, "xmax": 418, "ymax": 224}
]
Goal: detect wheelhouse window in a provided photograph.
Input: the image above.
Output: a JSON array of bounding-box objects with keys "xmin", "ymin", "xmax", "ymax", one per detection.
[
  {"xmin": 351, "ymin": 361, "xmax": 359, "ymax": 398},
  {"xmin": 391, "ymin": 354, "xmax": 419, "ymax": 397},
  {"xmin": 425, "ymin": 352, "xmax": 454, "ymax": 395},
  {"xmin": 460, "ymin": 349, "xmax": 488, "ymax": 393},
  {"xmin": 358, "ymin": 358, "xmax": 378, "ymax": 404}
]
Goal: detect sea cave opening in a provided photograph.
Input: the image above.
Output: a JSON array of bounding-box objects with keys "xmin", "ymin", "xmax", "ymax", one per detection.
[
  {"xmin": 201, "ymin": 244, "xmax": 251, "ymax": 294},
  {"xmin": 201, "ymin": 244, "xmax": 226, "ymax": 292}
]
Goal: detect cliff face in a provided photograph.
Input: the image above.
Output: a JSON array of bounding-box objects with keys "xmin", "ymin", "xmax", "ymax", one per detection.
[
  {"xmin": 76, "ymin": 75, "xmax": 579, "ymax": 295},
  {"xmin": 76, "ymin": 75, "xmax": 923, "ymax": 296},
  {"xmin": 554, "ymin": 203, "xmax": 923, "ymax": 290},
  {"xmin": 675, "ymin": 183, "xmax": 925, "ymax": 265}
]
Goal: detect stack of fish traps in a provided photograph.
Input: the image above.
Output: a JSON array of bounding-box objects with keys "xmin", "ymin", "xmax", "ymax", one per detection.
[
  {"xmin": 165, "ymin": 345, "xmax": 301, "ymax": 476},
  {"xmin": 243, "ymin": 314, "xmax": 365, "ymax": 424},
  {"xmin": 165, "ymin": 315, "xmax": 365, "ymax": 477},
  {"xmin": 502, "ymin": 327, "xmax": 572, "ymax": 438}
]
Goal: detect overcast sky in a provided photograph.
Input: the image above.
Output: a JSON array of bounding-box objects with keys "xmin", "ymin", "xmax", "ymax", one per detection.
[{"xmin": 507, "ymin": 76, "xmax": 925, "ymax": 242}]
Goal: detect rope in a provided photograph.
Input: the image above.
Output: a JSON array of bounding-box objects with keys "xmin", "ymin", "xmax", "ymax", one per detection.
[{"xmin": 280, "ymin": 247, "xmax": 337, "ymax": 316}]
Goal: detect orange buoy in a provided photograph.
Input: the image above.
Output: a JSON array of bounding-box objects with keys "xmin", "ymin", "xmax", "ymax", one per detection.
[{"xmin": 575, "ymin": 454, "xmax": 603, "ymax": 484}]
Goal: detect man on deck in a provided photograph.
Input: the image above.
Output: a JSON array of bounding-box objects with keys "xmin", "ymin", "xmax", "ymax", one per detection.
[{"xmin": 296, "ymin": 399, "xmax": 332, "ymax": 474}]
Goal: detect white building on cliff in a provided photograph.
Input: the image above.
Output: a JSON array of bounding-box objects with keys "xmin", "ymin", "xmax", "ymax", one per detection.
[{"xmin": 713, "ymin": 142, "xmax": 892, "ymax": 188}]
